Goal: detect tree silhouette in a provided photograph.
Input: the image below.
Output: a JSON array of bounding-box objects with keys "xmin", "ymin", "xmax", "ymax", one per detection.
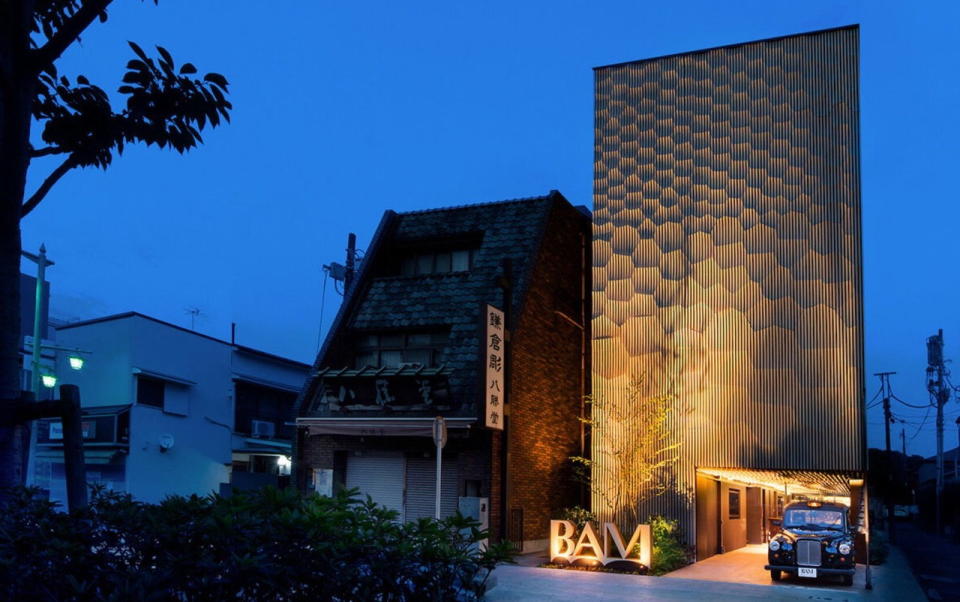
[
  {"xmin": 0, "ymin": 1, "xmax": 231, "ymax": 492},
  {"xmin": 570, "ymin": 375, "xmax": 683, "ymax": 528}
]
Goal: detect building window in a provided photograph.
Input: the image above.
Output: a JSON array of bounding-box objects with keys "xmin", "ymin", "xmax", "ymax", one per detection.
[
  {"xmin": 729, "ymin": 488, "xmax": 741, "ymax": 520},
  {"xmin": 136, "ymin": 375, "xmax": 189, "ymax": 415},
  {"xmin": 136, "ymin": 376, "xmax": 165, "ymax": 408},
  {"xmin": 234, "ymin": 380, "xmax": 297, "ymax": 439},
  {"xmin": 401, "ymin": 249, "xmax": 475, "ymax": 276},
  {"xmin": 354, "ymin": 331, "xmax": 447, "ymax": 368}
]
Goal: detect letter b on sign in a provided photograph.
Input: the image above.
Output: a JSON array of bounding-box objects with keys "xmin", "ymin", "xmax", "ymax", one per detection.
[{"xmin": 550, "ymin": 520, "xmax": 577, "ymax": 561}]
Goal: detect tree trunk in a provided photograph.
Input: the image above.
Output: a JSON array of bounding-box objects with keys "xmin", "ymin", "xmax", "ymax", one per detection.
[{"xmin": 0, "ymin": 0, "xmax": 37, "ymax": 492}]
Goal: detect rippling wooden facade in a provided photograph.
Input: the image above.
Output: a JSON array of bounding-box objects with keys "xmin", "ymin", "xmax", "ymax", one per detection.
[{"xmin": 591, "ymin": 27, "xmax": 865, "ymax": 544}]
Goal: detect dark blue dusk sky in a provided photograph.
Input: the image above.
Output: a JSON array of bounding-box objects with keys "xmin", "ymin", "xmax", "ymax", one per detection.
[{"xmin": 19, "ymin": 0, "xmax": 960, "ymax": 457}]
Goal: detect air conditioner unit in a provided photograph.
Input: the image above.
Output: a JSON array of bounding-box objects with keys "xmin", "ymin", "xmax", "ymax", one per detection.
[{"xmin": 251, "ymin": 419, "xmax": 276, "ymax": 438}]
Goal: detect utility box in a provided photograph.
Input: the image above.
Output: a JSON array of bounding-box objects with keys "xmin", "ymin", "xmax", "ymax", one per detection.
[{"xmin": 459, "ymin": 496, "xmax": 489, "ymax": 550}]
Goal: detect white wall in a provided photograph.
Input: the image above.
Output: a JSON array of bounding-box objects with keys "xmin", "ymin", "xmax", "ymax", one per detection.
[
  {"xmin": 50, "ymin": 314, "xmax": 308, "ymax": 504},
  {"xmin": 56, "ymin": 318, "xmax": 133, "ymax": 407},
  {"xmin": 123, "ymin": 317, "xmax": 233, "ymax": 503},
  {"xmin": 231, "ymin": 349, "xmax": 309, "ymax": 391}
]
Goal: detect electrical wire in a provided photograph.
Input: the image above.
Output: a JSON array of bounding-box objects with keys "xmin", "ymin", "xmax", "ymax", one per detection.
[
  {"xmin": 908, "ymin": 405, "xmax": 933, "ymax": 442},
  {"xmin": 891, "ymin": 393, "xmax": 933, "ymax": 410}
]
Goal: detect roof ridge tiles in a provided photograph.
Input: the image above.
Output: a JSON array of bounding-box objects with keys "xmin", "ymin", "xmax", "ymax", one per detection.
[{"xmin": 397, "ymin": 190, "xmax": 565, "ymax": 216}]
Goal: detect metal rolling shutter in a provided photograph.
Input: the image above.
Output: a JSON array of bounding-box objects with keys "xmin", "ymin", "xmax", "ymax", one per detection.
[
  {"xmin": 346, "ymin": 453, "xmax": 405, "ymax": 520},
  {"xmin": 404, "ymin": 456, "xmax": 459, "ymax": 521}
]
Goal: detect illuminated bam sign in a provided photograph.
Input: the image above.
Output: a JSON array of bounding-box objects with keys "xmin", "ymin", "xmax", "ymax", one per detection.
[
  {"xmin": 592, "ymin": 27, "xmax": 864, "ymax": 532},
  {"xmin": 550, "ymin": 520, "xmax": 651, "ymax": 568}
]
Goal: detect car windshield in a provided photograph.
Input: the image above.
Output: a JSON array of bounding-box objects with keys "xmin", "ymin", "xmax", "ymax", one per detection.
[{"xmin": 783, "ymin": 508, "xmax": 845, "ymax": 531}]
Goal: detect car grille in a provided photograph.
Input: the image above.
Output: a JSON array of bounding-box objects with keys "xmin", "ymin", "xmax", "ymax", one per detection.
[{"xmin": 796, "ymin": 539, "xmax": 821, "ymax": 566}]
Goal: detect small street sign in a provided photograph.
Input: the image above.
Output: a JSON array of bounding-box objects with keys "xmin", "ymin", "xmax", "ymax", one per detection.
[{"xmin": 432, "ymin": 416, "xmax": 447, "ymax": 449}]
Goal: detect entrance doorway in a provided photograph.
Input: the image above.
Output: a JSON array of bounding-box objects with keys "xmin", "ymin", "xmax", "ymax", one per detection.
[
  {"xmin": 694, "ymin": 468, "xmax": 860, "ymax": 563},
  {"xmin": 695, "ymin": 473, "xmax": 720, "ymax": 560}
]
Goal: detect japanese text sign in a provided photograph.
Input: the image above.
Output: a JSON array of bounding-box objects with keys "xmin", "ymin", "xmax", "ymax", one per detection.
[{"xmin": 484, "ymin": 304, "xmax": 505, "ymax": 430}]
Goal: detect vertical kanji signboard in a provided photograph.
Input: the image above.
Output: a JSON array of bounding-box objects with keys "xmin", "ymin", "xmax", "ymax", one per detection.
[{"xmin": 484, "ymin": 304, "xmax": 505, "ymax": 430}]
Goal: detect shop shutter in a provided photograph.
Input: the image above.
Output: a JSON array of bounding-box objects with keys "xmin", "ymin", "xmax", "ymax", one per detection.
[
  {"xmin": 346, "ymin": 453, "xmax": 405, "ymax": 520},
  {"xmin": 404, "ymin": 456, "xmax": 459, "ymax": 521}
]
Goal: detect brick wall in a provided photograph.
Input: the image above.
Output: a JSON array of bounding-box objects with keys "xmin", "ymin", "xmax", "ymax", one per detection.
[
  {"xmin": 507, "ymin": 201, "xmax": 590, "ymax": 546},
  {"xmin": 295, "ymin": 195, "xmax": 589, "ymax": 549}
]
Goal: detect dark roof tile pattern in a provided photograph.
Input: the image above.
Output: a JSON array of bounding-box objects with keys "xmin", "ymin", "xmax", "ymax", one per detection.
[{"xmin": 302, "ymin": 191, "xmax": 567, "ymax": 418}]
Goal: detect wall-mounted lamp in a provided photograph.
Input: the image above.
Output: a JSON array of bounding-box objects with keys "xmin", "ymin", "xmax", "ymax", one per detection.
[
  {"xmin": 68, "ymin": 355, "xmax": 85, "ymax": 370},
  {"xmin": 41, "ymin": 374, "xmax": 57, "ymax": 388}
]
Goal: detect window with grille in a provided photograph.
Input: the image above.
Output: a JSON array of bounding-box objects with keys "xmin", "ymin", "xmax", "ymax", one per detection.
[
  {"xmin": 400, "ymin": 249, "xmax": 476, "ymax": 276},
  {"xmin": 354, "ymin": 331, "xmax": 447, "ymax": 369}
]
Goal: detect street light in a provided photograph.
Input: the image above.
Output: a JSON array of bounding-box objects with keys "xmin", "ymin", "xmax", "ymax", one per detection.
[
  {"xmin": 20, "ymin": 245, "xmax": 89, "ymax": 491},
  {"xmin": 21, "ymin": 244, "xmax": 54, "ymax": 401}
]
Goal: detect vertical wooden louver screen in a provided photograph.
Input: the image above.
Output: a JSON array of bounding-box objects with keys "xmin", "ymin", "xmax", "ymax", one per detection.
[{"xmin": 592, "ymin": 27, "xmax": 864, "ymax": 536}]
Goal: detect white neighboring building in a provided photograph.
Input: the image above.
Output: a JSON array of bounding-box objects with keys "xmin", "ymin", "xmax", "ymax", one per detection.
[{"xmin": 30, "ymin": 312, "xmax": 310, "ymax": 505}]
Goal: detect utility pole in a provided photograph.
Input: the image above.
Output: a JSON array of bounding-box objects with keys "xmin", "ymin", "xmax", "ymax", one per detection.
[
  {"xmin": 21, "ymin": 245, "xmax": 53, "ymax": 487},
  {"xmin": 21, "ymin": 245, "xmax": 53, "ymax": 401},
  {"xmin": 875, "ymin": 371, "xmax": 896, "ymax": 541},
  {"xmin": 901, "ymin": 428, "xmax": 906, "ymax": 456},
  {"xmin": 925, "ymin": 329, "xmax": 950, "ymax": 534},
  {"xmin": 344, "ymin": 233, "xmax": 357, "ymax": 295},
  {"xmin": 496, "ymin": 258, "xmax": 513, "ymax": 544}
]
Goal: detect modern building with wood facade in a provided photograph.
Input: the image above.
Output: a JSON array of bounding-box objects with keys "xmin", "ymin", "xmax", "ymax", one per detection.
[
  {"xmin": 591, "ymin": 26, "xmax": 865, "ymax": 560},
  {"xmin": 294, "ymin": 191, "xmax": 590, "ymax": 552}
]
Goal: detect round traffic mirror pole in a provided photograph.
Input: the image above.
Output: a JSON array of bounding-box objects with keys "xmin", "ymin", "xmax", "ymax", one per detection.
[{"xmin": 433, "ymin": 416, "xmax": 446, "ymax": 520}]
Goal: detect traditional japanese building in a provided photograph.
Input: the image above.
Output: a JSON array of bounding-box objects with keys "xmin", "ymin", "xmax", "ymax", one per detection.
[
  {"xmin": 294, "ymin": 191, "xmax": 590, "ymax": 551},
  {"xmin": 592, "ymin": 26, "xmax": 866, "ymax": 559}
]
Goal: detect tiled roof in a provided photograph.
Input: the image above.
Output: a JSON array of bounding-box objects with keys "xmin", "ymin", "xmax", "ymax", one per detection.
[{"xmin": 301, "ymin": 190, "xmax": 569, "ymax": 418}]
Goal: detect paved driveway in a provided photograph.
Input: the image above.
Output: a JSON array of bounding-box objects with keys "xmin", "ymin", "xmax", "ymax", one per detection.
[
  {"xmin": 665, "ymin": 543, "xmax": 865, "ymax": 590},
  {"xmin": 487, "ymin": 545, "xmax": 925, "ymax": 601}
]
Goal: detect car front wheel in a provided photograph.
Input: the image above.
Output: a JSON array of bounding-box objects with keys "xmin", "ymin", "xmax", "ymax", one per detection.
[{"xmin": 770, "ymin": 569, "xmax": 782, "ymax": 582}]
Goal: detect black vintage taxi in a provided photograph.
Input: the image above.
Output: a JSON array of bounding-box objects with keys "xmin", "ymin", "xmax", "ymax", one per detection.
[{"xmin": 765, "ymin": 500, "xmax": 856, "ymax": 586}]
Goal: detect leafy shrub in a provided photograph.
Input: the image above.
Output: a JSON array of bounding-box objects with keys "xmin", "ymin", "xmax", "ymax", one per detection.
[
  {"xmin": 0, "ymin": 485, "xmax": 513, "ymax": 601},
  {"xmin": 560, "ymin": 506, "xmax": 597, "ymax": 530},
  {"xmin": 648, "ymin": 515, "xmax": 688, "ymax": 575}
]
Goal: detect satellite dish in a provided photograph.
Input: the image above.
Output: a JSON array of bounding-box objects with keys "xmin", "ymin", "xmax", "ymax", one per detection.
[{"xmin": 159, "ymin": 434, "xmax": 175, "ymax": 452}]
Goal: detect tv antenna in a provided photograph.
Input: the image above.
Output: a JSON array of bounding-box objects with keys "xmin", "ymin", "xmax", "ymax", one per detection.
[{"xmin": 185, "ymin": 307, "xmax": 204, "ymax": 331}]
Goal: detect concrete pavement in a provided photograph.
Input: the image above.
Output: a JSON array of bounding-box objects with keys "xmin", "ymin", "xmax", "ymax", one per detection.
[
  {"xmin": 487, "ymin": 544, "xmax": 926, "ymax": 600},
  {"xmin": 665, "ymin": 543, "xmax": 866, "ymax": 589},
  {"xmin": 894, "ymin": 521, "xmax": 960, "ymax": 601}
]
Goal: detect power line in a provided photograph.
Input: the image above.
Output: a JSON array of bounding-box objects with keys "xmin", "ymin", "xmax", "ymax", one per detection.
[
  {"xmin": 909, "ymin": 405, "xmax": 933, "ymax": 442},
  {"xmin": 866, "ymin": 384, "xmax": 885, "ymax": 409},
  {"xmin": 891, "ymin": 393, "xmax": 932, "ymax": 410}
]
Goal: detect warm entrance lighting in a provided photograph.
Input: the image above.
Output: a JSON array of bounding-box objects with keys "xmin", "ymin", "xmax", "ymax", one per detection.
[
  {"xmin": 549, "ymin": 520, "xmax": 651, "ymax": 568},
  {"xmin": 68, "ymin": 355, "xmax": 85, "ymax": 370}
]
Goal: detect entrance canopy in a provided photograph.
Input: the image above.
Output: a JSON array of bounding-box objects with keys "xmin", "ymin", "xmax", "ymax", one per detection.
[
  {"xmin": 297, "ymin": 416, "xmax": 476, "ymax": 437},
  {"xmin": 698, "ymin": 467, "xmax": 862, "ymax": 498}
]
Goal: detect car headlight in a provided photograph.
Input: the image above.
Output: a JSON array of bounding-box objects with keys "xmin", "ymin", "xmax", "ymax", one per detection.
[
  {"xmin": 769, "ymin": 539, "xmax": 781, "ymax": 551},
  {"xmin": 838, "ymin": 542, "xmax": 851, "ymax": 555}
]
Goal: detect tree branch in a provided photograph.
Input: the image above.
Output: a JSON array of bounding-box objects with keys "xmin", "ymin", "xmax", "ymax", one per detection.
[
  {"xmin": 30, "ymin": 0, "xmax": 114, "ymax": 73},
  {"xmin": 21, "ymin": 157, "xmax": 76, "ymax": 218},
  {"xmin": 31, "ymin": 146, "xmax": 67, "ymax": 158}
]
